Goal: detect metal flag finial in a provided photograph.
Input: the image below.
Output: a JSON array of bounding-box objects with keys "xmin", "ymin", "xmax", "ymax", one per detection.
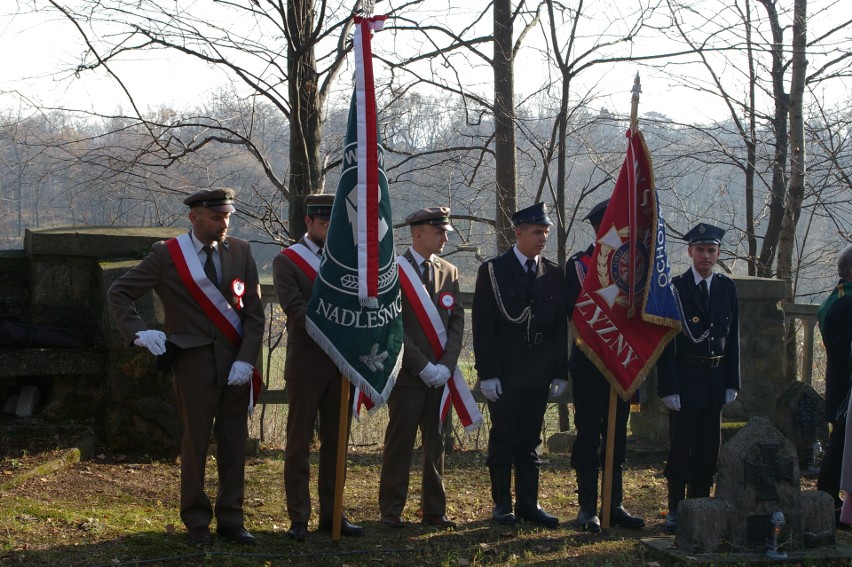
[
  {"xmin": 362, "ymin": 0, "xmax": 375, "ymax": 17},
  {"xmin": 630, "ymin": 72, "xmax": 641, "ymax": 133}
]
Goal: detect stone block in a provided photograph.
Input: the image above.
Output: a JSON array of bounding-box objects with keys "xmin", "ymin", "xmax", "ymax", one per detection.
[
  {"xmin": 15, "ymin": 385, "xmax": 41, "ymax": 417},
  {"xmin": 773, "ymin": 381, "xmax": 828, "ymax": 470},
  {"xmin": 24, "ymin": 226, "xmax": 184, "ymax": 259},
  {"xmin": 674, "ymin": 498, "xmax": 731, "ymax": 553},
  {"xmin": 800, "ymin": 490, "xmax": 835, "ymax": 548},
  {"xmin": 546, "ymin": 431, "xmax": 576, "ymax": 453}
]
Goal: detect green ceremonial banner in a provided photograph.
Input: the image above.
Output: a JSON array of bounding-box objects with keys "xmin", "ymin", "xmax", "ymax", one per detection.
[{"xmin": 305, "ymin": 91, "xmax": 403, "ymax": 405}]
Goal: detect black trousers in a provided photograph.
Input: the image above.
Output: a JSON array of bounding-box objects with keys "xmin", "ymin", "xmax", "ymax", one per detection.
[
  {"xmin": 664, "ymin": 406, "xmax": 722, "ymax": 487},
  {"xmin": 570, "ymin": 367, "xmax": 629, "ymax": 471},
  {"xmin": 486, "ymin": 383, "xmax": 550, "ymax": 469}
]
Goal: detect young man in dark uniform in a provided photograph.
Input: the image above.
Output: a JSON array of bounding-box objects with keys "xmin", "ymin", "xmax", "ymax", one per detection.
[
  {"xmin": 565, "ymin": 199, "xmax": 645, "ymax": 532},
  {"xmin": 656, "ymin": 223, "xmax": 740, "ymax": 532},
  {"xmin": 472, "ymin": 202, "xmax": 568, "ymax": 528}
]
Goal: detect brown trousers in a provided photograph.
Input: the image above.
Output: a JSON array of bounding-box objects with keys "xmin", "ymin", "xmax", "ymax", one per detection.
[
  {"xmin": 173, "ymin": 346, "xmax": 249, "ymax": 530},
  {"xmin": 284, "ymin": 377, "xmax": 353, "ymax": 524},
  {"xmin": 378, "ymin": 385, "xmax": 446, "ymax": 518}
]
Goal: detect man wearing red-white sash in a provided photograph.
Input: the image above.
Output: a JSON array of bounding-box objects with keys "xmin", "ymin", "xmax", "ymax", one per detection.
[
  {"xmin": 108, "ymin": 188, "xmax": 264, "ymax": 546},
  {"xmin": 272, "ymin": 194, "xmax": 364, "ymax": 541},
  {"xmin": 378, "ymin": 207, "xmax": 466, "ymax": 529}
]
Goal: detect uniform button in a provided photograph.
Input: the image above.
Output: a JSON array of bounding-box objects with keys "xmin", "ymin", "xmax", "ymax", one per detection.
[{"xmin": 710, "ymin": 323, "xmax": 714, "ymax": 328}]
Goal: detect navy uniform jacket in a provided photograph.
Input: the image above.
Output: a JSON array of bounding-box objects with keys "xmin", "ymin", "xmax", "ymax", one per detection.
[
  {"xmin": 656, "ymin": 268, "xmax": 740, "ymax": 409},
  {"xmin": 472, "ymin": 249, "xmax": 568, "ymax": 389},
  {"xmin": 565, "ymin": 245, "xmax": 600, "ymax": 377}
]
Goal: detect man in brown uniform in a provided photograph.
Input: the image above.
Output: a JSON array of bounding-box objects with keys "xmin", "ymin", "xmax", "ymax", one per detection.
[
  {"xmin": 272, "ymin": 194, "xmax": 363, "ymax": 541},
  {"xmin": 108, "ymin": 188, "xmax": 265, "ymax": 546},
  {"xmin": 378, "ymin": 207, "xmax": 464, "ymax": 529}
]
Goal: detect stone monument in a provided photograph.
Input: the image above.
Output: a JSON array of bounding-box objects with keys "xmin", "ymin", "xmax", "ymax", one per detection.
[
  {"xmin": 773, "ymin": 381, "xmax": 828, "ymax": 473},
  {"xmin": 674, "ymin": 416, "xmax": 834, "ymax": 554}
]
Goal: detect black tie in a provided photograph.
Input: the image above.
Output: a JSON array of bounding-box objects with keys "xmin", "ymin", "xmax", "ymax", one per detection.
[
  {"xmin": 203, "ymin": 245, "xmax": 219, "ymax": 287},
  {"xmin": 421, "ymin": 260, "xmax": 433, "ymax": 291},
  {"xmin": 699, "ymin": 279, "xmax": 710, "ymax": 312},
  {"xmin": 525, "ymin": 258, "xmax": 536, "ymax": 285}
]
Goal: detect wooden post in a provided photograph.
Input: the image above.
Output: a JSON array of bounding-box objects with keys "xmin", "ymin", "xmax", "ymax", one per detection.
[
  {"xmin": 331, "ymin": 375, "xmax": 350, "ymax": 543},
  {"xmin": 802, "ymin": 320, "xmax": 815, "ymax": 385}
]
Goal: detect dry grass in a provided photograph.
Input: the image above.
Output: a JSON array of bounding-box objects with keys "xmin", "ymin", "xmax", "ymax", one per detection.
[{"xmin": 3, "ymin": 420, "xmax": 851, "ymax": 567}]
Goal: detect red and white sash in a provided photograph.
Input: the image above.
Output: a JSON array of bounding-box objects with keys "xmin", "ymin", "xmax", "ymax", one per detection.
[
  {"xmin": 281, "ymin": 242, "xmax": 377, "ymax": 417},
  {"xmin": 281, "ymin": 242, "xmax": 320, "ymax": 280},
  {"xmin": 166, "ymin": 233, "xmax": 261, "ymax": 413},
  {"xmin": 397, "ymin": 256, "xmax": 482, "ymax": 432}
]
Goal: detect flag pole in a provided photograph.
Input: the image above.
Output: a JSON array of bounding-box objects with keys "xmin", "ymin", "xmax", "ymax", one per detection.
[
  {"xmin": 331, "ymin": 375, "xmax": 351, "ymax": 543},
  {"xmin": 602, "ymin": 74, "xmax": 643, "ymax": 529}
]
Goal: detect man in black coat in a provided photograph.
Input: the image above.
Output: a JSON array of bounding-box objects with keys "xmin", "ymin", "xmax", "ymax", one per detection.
[
  {"xmin": 816, "ymin": 244, "xmax": 852, "ymax": 526},
  {"xmin": 656, "ymin": 223, "xmax": 740, "ymax": 532},
  {"xmin": 472, "ymin": 202, "xmax": 568, "ymax": 528},
  {"xmin": 566, "ymin": 199, "xmax": 645, "ymax": 532}
]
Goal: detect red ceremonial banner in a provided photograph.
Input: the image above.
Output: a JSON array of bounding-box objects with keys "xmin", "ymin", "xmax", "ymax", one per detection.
[{"xmin": 571, "ymin": 129, "xmax": 682, "ymax": 400}]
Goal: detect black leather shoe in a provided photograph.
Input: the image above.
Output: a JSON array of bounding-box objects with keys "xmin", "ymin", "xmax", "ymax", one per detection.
[
  {"xmin": 286, "ymin": 522, "xmax": 308, "ymax": 542},
  {"xmin": 318, "ymin": 517, "xmax": 364, "ymax": 537},
  {"xmin": 610, "ymin": 506, "xmax": 645, "ymax": 529},
  {"xmin": 516, "ymin": 506, "xmax": 559, "ymax": 529},
  {"xmin": 492, "ymin": 503, "xmax": 517, "ymax": 525},
  {"xmin": 577, "ymin": 509, "xmax": 601, "ymax": 533},
  {"xmin": 187, "ymin": 526, "xmax": 212, "ymax": 545},
  {"xmin": 422, "ymin": 514, "xmax": 457, "ymax": 528},
  {"xmin": 217, "ymin": 525, "xmax": 256, "ymax": 545}
]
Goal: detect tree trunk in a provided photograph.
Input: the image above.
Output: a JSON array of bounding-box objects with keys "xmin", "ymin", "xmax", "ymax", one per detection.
[
  {"xmin": 288, "ymin": 0, "xmax": 324, "ymax": 241},
  {"xmin": 778, "ymin": 0, "xmax": 808, "ymax": 380},
  {"xmin": 493, "ymin": 0, "xmax": 517, "ymax": 253},
  {"xmin": 756, "ymin": 0, "xmax": 790, "ymax": 278}
]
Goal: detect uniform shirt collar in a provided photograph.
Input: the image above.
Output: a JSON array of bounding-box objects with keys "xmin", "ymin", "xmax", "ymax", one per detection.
[
  {"xmin": 303, "ymin": 233, "xmax": 322, "ymax": 256},
  {"xmin": 513, "ymin": 245, "xmax": 538, "ymax": 269},
  {"xmin": 408, "ymin": 246, "xmax": 432, "ymax": 268},
  {"xmin": 690, "ymin": 266, "xmax": 714, "ymax": 290},
  {"xmin": 189, "ymin": 230, "xmax": 218, "ymax": 254}
]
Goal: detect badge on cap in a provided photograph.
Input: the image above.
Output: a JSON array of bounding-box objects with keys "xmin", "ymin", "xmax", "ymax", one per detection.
[
  {"xmin": 438, "ymin": 292, "xmax": 455, "ymax": 311},
  {"xmin": 232, "ymin": 278, "xmax": 245, "ymax": 309}
]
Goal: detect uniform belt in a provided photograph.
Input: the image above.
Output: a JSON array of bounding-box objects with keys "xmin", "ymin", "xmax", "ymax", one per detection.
[{"xmin": 677, "ymin": 353, "xmax": 723, "ymax": 368}]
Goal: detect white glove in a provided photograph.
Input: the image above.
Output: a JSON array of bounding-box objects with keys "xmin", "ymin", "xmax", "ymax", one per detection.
[
  {"xmin": 661, "ymin": 394, "xmax": 681, "ymax": 412},
  {"xmin": 480, "ymin": 378, "xmax": 502, "ymax": 402},
  {"xmin": 419, "ymin": 363, "xmax": 441, "ymax": 387},
  {"xmin": 549, "ymin": 378, "xmax": 568, "ymax": 400},
  {"xmin": 134, "ymin": 330, "xmax": 167, "ymax": 356},
  {"xmin": 433, "ymin": 365, "xmax": 452, "ymax": 387},
  {"xmin": 228, "ymin": 360, "xmax": 254, "ymax": 386},
  {"xmin": 725, "ymin": 389, "xmax": 738, "ymax": 405}
]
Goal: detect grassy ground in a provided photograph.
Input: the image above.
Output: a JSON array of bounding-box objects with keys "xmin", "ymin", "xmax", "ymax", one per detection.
[{"xmin": 2, "ymin": 426, "xmax": 851, "ymax": 567}]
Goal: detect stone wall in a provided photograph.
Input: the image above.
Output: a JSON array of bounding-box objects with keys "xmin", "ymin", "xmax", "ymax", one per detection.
[{"xmin": 1, "ymin": 226, "xmax": 183, "ymax": 456}]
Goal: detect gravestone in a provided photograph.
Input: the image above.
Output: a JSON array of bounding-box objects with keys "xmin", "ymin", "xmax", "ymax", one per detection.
[
  {"xmin": 674, "ymin": 416, "xmax": 834, "ymax": 553},
  {"xmin": 773, "ymin": 381, "xmax": 828, "ymax": 473}
]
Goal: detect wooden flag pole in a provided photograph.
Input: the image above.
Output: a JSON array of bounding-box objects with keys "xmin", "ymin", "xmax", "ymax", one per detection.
[
  {"xmin": 603, "ymin": 75, "xmax": 641, "ymax": 528},
  {"xmin": 600, "ymin": 386, "xmax": 618, "ymax": 529},
  {"xmin": 331, "ymin": 375, "xmax": 351, "ymax": 543}
]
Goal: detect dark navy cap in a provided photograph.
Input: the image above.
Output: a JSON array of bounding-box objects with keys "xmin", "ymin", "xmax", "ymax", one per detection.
[
  {"xmin": 684, "ymin": 223, "xmax": 725, "ymax": 245},
  {"xmin": 183, "ymin": 188, "xmax": 236, "ymax": 213},
  {"xmin": 511, "ymin": 202, "xmax": 554, "ymax": 227},
  {"xmin": 404, "ymin": 207, "xmax": 454, "ymax": 232},
  {"xmin": 583, "ymin": 199, "xmax": 610, "ymax": 227},
  {"xmin": 305, "ymin": 194, "xmax": 334, "ymax": 217}
]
